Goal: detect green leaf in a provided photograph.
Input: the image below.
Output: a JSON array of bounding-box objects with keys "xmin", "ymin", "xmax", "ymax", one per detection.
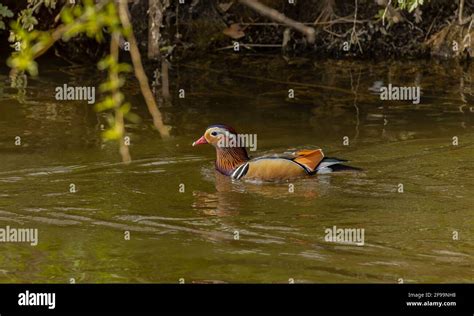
[
  {"xmin": 117, "ymin": 63, "xmax": 132, "ymax": 73},
  {"xmin": 102, "ymin": 126, "xmax": 121, "ymax": 140},
  {"xmin": 124, "ymin": 112, "xmax": 141, "ymax": 124},
  {"xmin": 95, "ymin": 96, "xmax": 116, "ymax": 112},
  {"xmin": 408, "ymin": 0, "xmax": 420, "ymax": 12},
  {"xmin": 0, "ymin": 4, "xmax": 14, "ymax": 18},
  {"xmin": 45, "ymin": 0, "xmax": 57, "ymax": 9},
  {"xmin": 120, "ymin": 102, "xmax": 131, "ymax": 114},
  {"xmin": 99, "ymin": 77, "xmax": 125, "ymax": 92},
  {"xmin": 61, "ymin": 8, "xmax": 74, "ymax": 24},
  {"xmin": 97, "ymin": 56, "xmax": 114, "ymax": 70}
]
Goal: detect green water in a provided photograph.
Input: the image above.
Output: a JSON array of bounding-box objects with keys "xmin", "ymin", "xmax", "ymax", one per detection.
[{"xmin": 0, "ymin": 57, "xmax": 473, "ymax": 283}]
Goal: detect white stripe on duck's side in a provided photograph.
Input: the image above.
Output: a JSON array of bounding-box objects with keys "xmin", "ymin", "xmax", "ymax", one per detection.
[{"xmin": 231, "ymin": 162, "xmax": 250, "ymax": 180}]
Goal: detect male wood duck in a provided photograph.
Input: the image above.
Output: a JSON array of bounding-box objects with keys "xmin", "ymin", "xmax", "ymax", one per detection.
[{"xmin": 192, "ymin": 124, "xmax": 360, "ymax": 181}]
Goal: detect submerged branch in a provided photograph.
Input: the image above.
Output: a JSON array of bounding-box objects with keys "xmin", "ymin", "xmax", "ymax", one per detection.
[{"xmin": 180, "ymin": 64, "xmax": 360, "ymax": 96}]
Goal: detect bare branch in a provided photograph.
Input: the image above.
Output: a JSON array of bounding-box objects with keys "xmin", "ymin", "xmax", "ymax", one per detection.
[
  {"xmin": 118, "ymin": 0, "xmax": 170, "ymax": 138},
  {"xmin": 238, "ymin": 0, "xmax": 316, "ymax": 44},
  {"xmin": 148, "ymin": 0, "xmax": 164, "ymax": 60},
  {"xmin": 459, "ymin": 0, "xmax": 465, "ymax": 24}
]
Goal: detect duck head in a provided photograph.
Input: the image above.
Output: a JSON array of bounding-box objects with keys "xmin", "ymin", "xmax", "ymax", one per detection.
[
  {"xmin": 192, "ymin": 124, "xmax": 249, "ymax": 176},
  {"xmin": 192, "ymin": 124, "xmax": 239, "ymax": 147}
]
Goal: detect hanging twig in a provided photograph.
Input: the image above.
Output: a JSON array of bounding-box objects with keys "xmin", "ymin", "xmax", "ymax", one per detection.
[
  {"xmin": 382, "ymin": 0, "xmax": 392, "ymax": 26},
  {"xmin": 238, "ymin": 0, "xmax": 316, "ymax": 44},
  {"xmin": 351, "ymin": 0, "xmax": 363, "ymax": 54},
  {"xmin": 458, "ymin": 0, "xmax": 465, "ymax": 25},
  {"xmin": 110, "ymin": 31, "xmax": 132, "ymax": 163},
  {"xmin": 117, "ymin": 0, "xmax": 170, "ymax": 138}
]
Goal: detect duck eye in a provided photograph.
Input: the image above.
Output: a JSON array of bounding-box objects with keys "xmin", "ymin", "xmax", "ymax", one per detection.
[{"xmin": 211, "ymin": 131, "xmax": 218, "ymax": 136}]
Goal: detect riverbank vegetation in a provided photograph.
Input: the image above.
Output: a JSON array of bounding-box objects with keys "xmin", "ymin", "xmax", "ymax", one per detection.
[{"xmin": 1, "ymin": 0, "xmax": 472, "ymax": 161}]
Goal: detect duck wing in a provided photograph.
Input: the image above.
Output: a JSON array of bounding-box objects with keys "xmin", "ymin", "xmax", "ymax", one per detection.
[
  {"xmin": 231, "ymin": 149, "xmax": 325, "ymax": 181},
  {"xmin": 291, "ymin": 149, "xmax": 325, "ymax": 172}
]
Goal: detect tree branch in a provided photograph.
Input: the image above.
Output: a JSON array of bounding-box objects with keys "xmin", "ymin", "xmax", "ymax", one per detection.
[
  {"xmin": 238, "ymin": 0, "xmax": 315, "ymax": 44},
  {"xmin": 118, "ymin": 0, "xmax": 170, "ymax": 138},
  {"xmin": 459, "ymin": 0, "xmax": 465, "ymax": 24}
]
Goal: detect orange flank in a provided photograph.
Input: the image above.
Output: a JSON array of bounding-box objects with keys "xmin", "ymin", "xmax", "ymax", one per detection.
[{"xmin": 245, "ymin": 158, "xmax": 307, "ymax": 180}]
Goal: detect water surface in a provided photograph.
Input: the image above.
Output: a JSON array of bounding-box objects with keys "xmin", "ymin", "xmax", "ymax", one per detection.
[{"xmin": 0, "ymin": 56, "xmax": 473, "ymax": 283}]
